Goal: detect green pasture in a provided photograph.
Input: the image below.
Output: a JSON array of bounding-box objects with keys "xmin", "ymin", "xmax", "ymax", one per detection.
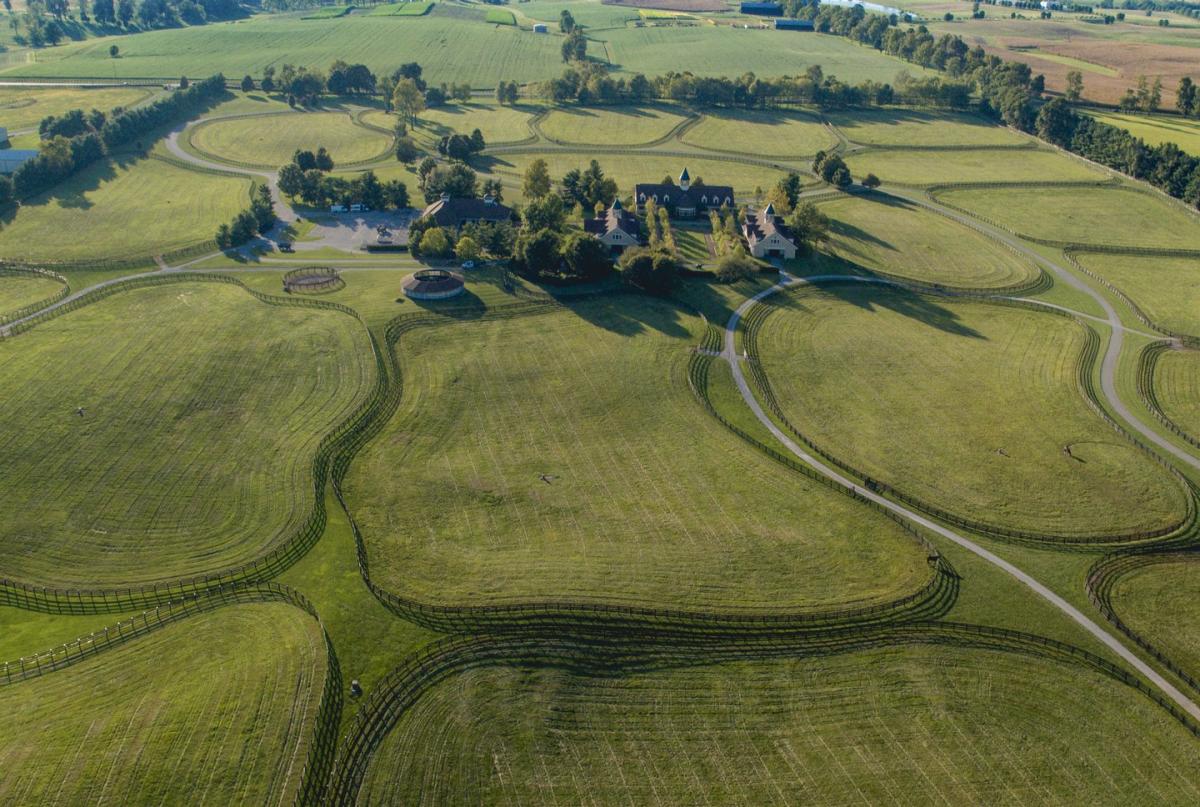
[
  {"xmin": 0, "ymin": 602, "xmax": 326, "ymax": 805},
  {"xmin": 1072, "ymin": 252, "xmax": 1200, "ymax": 336},
  {"xmin": 359, "ymin": 643, "xmax": 1200, "ymax": 805},
  {"xmin": 681, "ymin": 108, "xmax": 836, "ymax": 155},
  {"xmin": 1010, "ymin": 49, "xmax": 1120, "ymax": 77},
  {"xmin": 538, "ymin": 105, "xmax": 691, "ymax": 145},
  {"xmin": 825, "ymin": 109, "xmax": 1031, "ymax": 147},
  {"xmin": 844, "ymin": 147, "xmax": 1106, "ymax": 185},
  {"xmin": 302, "ymin": 4, "xmax": 353, "ymax": 18},
  {"xmin": 934, "ymin": 185, "xmax": 1200, "ymax": 249},
  {"xmin": 0, "ymin": 85, "xmax": 157, "ymax": 132},
  {"xmin": 1084, "ymin": 109, "xmax": 1200, "ymax": 153},
  {"xmin": 503, "ymin": 0, "xmax": 637, "ymax": 28},
  {"xmin": 1148, "ymin": 347, "xmax": 1200, "ymax": 441},
  {"xmin": 0, "ymin": 281, "xmax": 375, "ymax": 587},
  {"xmin": 1108, "ymin": 555, "xmax": 1200, "ymax": 682},
  {"xmin": 369, "ymin": 1, "xmax": 435, "ymax": 15},
  {"xmin": 0, "ymin": 156, "xmax": 250, "ymax": 263},
  {"xmin": 344, "ymin": 297, "xmax": 929, "ymax": 611},
  {"xmin": 190, "ymin": 110, "xmax": 391, "ymax": 167},
  {"xmin": 485, "ymin": 8, "xmax": 516, "ymax": 24},
  {"xmin": 370, "ymin": 102, "xmax": 537, "ymax": 144},
  {"xmin": 806, "ymin": 194, "xmax": 1039, "ymax": 289},
  {"xmin": 753, "ymin": 286, "xmax": 1188, "ymax": 539},
  {"xmin": 0, "ymin": 272, "xmax": 67, "ymax": 320}
]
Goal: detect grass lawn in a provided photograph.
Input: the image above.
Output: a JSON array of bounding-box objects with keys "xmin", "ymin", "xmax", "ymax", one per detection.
[
  {"xmin": 485, "ymin": 7, "xmax": 516, "ymax": 24},
  {"xmin": 0, "ymin": 602, "xmax": 326, "ymax": 805},
  {"xmin": 537, "ymin": 105, "xmax": 692, "ymax": 145},
  {"xmin": 753, "ymin": 285, "xmax": 1188, "ymax": 539},
  {"xmin": 804, "ymin": 195, "xmax": 1039, "ymax": 289},
  {"xmin": 1072, "ymin": 252, "xmax": 1200, "ymax": 336},
  {"xmin": 934, "ymin": 185, "xmax": 1200, "ymax": 249},
  {"xmin": 0, "ymin": 272, "xmax": 67, "ymax": 320},
  {"xmin": 359, "ymin": 643, "xmax": 1200, "ymax": 804},
  {"xmin": 825, "ymin": 109, "xmax": 1032, "ymax": 147},
  {"xmin": 189, "ymin": 110, "xmax": 391, "ymax": 167},
  {"xmin": 1148, "ymin": 347, "xmax": 1200, "ymax": 441},
  {"xmin": 674, "ymin": 226, "xmax": 713, "ymax": 263},
  {"xmin": 0, "ymin": 281, "xmax": 375, "ymax": 587},
  {"xmin": 344, "ymin": 296, "xmax": 928, "ymax": 611},
  {"xmin": 0, "ymin": 85, "xmax": 157, "ymax": 132},
  {"xmin": 301, "ymin": 4, "xmax": 352, "ymax": 18},
  {"xmin": 0, "ymin": 156, "xmax": 250, "ymax": 263},
  {"xmin": 681, "ymin": 108, "xmax": 836, "ymax": 155},
  {"xmin": 1108, "ymin": 555, "xmax": 1200, "ymax": 682},
  {"xmin": 1084, "ymin": 108, "xmax": 1200, "ymax": 153},
  {"xmin": 385, "ymin": 102, "xmax": 536, "ymax": 144},
  {"xmin": 369, "ymin": 1, "xmax": 435, "ymax": 15},
  {"xmin": 843, "ymin": 147, "xmax": 1106, "ymax": 185}
]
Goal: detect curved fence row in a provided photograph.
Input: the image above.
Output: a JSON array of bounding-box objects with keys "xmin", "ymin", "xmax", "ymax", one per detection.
[
  {"xmin": 0, "ymin": 266, "xmax": 70, "ymax": 327},
  {"xmin": 1136, "ymin": 341, "xmax": 1200, "ymax": 451}
]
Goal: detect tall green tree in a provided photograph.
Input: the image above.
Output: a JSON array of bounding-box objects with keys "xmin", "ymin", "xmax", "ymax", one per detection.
[
  {"xmin": 522, "ymin": 158, "xmax": 552, "ymax": 199},
  {"xmin": 1177, "ymin": 77, "xmax": 1196, "ymax": 117},
  {"xmin": 392, "ymin": 78, "xmax": 426, "ymax": 127},
  {"xmin": 1065, "ymin": 70, "xmax": 1084, "ymax": 102}
]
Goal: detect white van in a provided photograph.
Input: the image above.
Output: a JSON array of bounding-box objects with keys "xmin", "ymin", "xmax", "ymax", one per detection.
[{"xmin": 330, "ymin": 204, "xmax": 347, "ymax": 213}]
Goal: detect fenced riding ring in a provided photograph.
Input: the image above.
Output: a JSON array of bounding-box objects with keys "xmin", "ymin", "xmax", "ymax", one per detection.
[
  {"xmin": 283, "ymin": 267, "xmax": 344, "ymax": 295},
  {"xmin": 401, "ymin": 269, "xmax": 465, "ymax": 300}
]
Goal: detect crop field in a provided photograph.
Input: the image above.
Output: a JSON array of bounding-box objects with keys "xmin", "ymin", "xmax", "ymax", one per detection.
[
  {"xmin": 933, "ymin": 185, "xmax": 1200, "ymax": 249},
  {"xmin": 1147, "ymin": 347, "xmax": 1200, "ymax": 441},
  {"xmin": 825, "ymin": 109, "xmax": 1031, "ymax": 147},
  {"xmin": 1108, "ymin": 556, "xmax": 1200, "ymax": 682},
  {"xmin": 0, "ymin": 157, "xmax": 250, "ymax": 263},
  {"xmin": 0, "ymin": 85, "xmax": 157, "ymax": 132},
  {"xmin": 753, "ymin": 286, "xmax": 1188, "ymax": 539},
  {"xmin": 681, "ymin": 108, "xmax": 836, "ymax": 155},
  {"xmin": 344, "ymin": 297, "xmax": 929, "ymax": 610},
  {"xmin": 1084, "ymin": 109, "xmax": 1200, "ymax": 153},
  {"xmin": 806, "ymin": 195, "xmax": 1039, "ymax": 289},
  {"xmin": 0, "ymin": 602, "xmax": 326, "ymax": 805},
  {"xmin": 359, "ymin": 643, "xmax": 1200, "ymax": 805},
  {"xmin": 537, "ymin": 105, "xmax": 691, "ymax": 145},
  {"xmin": 1071, "ymin": 252, "xmax": 1200, "ymax": 337},
  {"xmin": 843, "ymin": 147, "xmax": 1106, "ymax": 185},
  {"xmin": 0, "ymin": 272, "xmax": 67, "ymax": 321},
  {"xmin": 190, "ymin": 111, "xmax": 391, "ymax": 167},
  {"xmin": 0, "ymin": 281, "xmax": 375, "ymax": 587}
]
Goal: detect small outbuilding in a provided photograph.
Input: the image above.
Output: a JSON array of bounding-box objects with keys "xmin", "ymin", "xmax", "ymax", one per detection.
[
  {"xmin": 402, "ymin": 269, "xmax": 465, "ymax": 300},
  {"xmin": 774, "ymin": 18, "xmax": 814, "ymax": 30},
  {"xmin": 741, "ymin": 1, "xmax": 783, "ymax": 15},
  {"xmin": 0, "ymin": 148, "xmax": 38, "ymax": 174},
  {"xmin": 533, "ymin": 23, "xmax": 548, "ymax": 33}
]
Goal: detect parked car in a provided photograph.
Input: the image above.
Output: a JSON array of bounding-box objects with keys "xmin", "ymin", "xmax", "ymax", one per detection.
[
  {"xmin": 460, "ymin": 260, "xmax": 475, "ymax": 270},
  {"xmin": 278, "ymin": 241, "xmax": 294, "ymax": 253}
]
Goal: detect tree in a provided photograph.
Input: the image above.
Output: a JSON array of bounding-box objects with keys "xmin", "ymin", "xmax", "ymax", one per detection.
[
  {"xmin": 394, "ymin": 62, "xmax": 426, "ymax": 92},
  {"xmin": 559, "ymin": 8, "xmax": 575, "ymax": 32},
  {"xmin": 481, "ymin": 178, "xmax": 503, "ymax": 202},
  {"xmin": 261, "ymin": 66, "xmax": 276, "ymax": 93},
  {"xmin": 94, "ymin": 0, "xmax": 113, "ymax": 23},
  {"xmin": 215, "ymin": 223, "xmax": 233, "ymax": 249},
  {"xmin": 423, "ymin": 163, "xmax": 478, "ymax": 203},
  {"xmin": 293, "ymin": 149, "xmax": 317, "ymax": 171},
  {"xmin": 424, "ymin": 85, "xmax": 446, "ymax": 107},
  {"xmin": 786, "ymin": 202, "xmax": 830, "ymax": 249},
  {"xmin": 251, "ymin": 184, "xmax": 276, "ymax": 232},
  {"xmin": 715, "ymin": 249, "xmax": 756, "ymax": 283},
  {"xmin": 179, "ymin": 76, "xmax": 190, "ymax": 90},
  {"xmin": 812, "ymin": 151, "xmax": 852, "ymax": 186},
  {"xmin": 562, "ymin": 30, "xmax": 587, "ymax": 63},
  {"xmin": 0, "ymin": 175, "xmax": 13, "ymax": 209},
  {"xmin": 278, "ymin": 162, "xmax": 305, "ymax": 198},
  {"xmin": 383, "ymin": 179, "xmax": 409, "ymax": 209},
  {"xmin": 394, "ymin": 135, "xmax": 419, "ymax": 163},
  {"xmin": 455, "ymin": 235, "xmax": 480, "ymax": 262},
  {"xmin": 523, "ymin": 158, "xmax": 552, "ymax": 199},
  {"xmin": 241, "ymin": 74, "xmax": 255, "ymax": 93},
  {"xmin": 774, "ymin": 172, "xmax": 803, "ymax": 208},
  {"xmin": 1065, "ymin": 70, "xmax": 1084, "ymax": 102},
  {"xmin": 392, "ymin": 78, "xmax": 425, "ymax": 127},
  {"xmin": 1177, "ymin": 77, "xmax": 1197, "ymax": 117},
  {"xmin": 861, "ymin": 173, "xmax": 881, "ymax": 189},
  {"xmin": 117, "ymin": 0, "xmax": 133, "ymax": 26},
  {"xmin": 315, "ymin": 146, "xmax": 334, "ymax": 171},
  {"xmin": 109, "ymin": 44, "xmax": 119, "ymax": 58},
  {"xmin": 522, "ymin": 193, "xmax": 566, "ymax": 231},
  {"xmin": 561, "ymin": 232, "xmax": 612, "ymax": 281},
  {"xmin": 1035, "ymin": 97, "xmax": 1077, "ymax": 148},
  {"xmin": 469, "ymin": 128, "xmax": 486, "ymax": 153},
  {"xmin": 618, "ymin": 248, "xmax": 676, "ymax": 295},
  {"xmin": 418, "ymin": 227, "xmax": 452, "ymax": 258},
  {"xmin": 513, "ymin": 228, "xmax": 561, "ymax": 277}
]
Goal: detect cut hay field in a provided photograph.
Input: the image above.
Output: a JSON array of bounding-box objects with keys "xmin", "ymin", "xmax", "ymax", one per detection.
[
  {"xmin": 753, "ymin": 286, "xmax": 1188, "ymax": 539},
  {"xmin": 0, "ymin": 281, "xmax": 375, "ymax": 588},
  {"xmin": 537, "ymin": 105, "xmax": 691, "ymax": 145},
  {"xmin": 681, "ymin": 108, "xmax": 836, "ymax": 155},
  {"xmin": 0, "ymin": 272, "xmax": 67, "ymax": 321},
  {"xmin": 843, "ymin": 147, "xmax": 1105, "ymax": 185},
  {"xmin": 1147, "ymin": 347, "xmax": 1200, "ymax": 441},
  {"xmin": 344, "ymin": 297, "xmax": 929, "ymax": 611},
  {"xmin": 0, "ymin": 602, "xmax": 326, "ymax": 805},
  {"xmin": 807, "ymin": 195, "xmax": 1039, "ymax": 289},
  {"xmin": 934, "ymin": 185, "xmax": 1200, "ymax": 249},
  {"xmin": 1084, "ymin": 109, "xmax": 1200, "ymax": 153},
  {"xmin": 1072, "ymin": 252, "xmax": 1200, "ymax": 336},
  {"xmin": 826, "ymin": 109, "xmax": 1031, "ymax": 147},
  {"xmin": 1108, "ymin": 555, "xmax": 1200, "ymax": 682},
  {"xmin": 0, "ymin": 157, "xmax": 250, "ymax": 263},
  {"xmin": 358, "ymin": 643, "xmax": 1200, "ymax": 805},
  {"xmin": 189, "ymin": 111, "xmax": 391, "ymax": 167},
  {"xmin": 0, "ymin": 85, "xmax": 157, "ymax": 132}
]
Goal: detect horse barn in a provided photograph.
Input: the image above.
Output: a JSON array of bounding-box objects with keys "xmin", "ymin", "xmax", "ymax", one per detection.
[
  {"xmin": 402, "ymin": 269, "xmax": 465, "ymax": 300},
  {"xmin": 775, "ymin": 17, "xmax": 815, "ymax": 30}
]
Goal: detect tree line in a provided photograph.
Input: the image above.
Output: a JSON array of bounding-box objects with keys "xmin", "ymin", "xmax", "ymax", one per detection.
[{"xmin": 12, "ymin": 0, "xmax": 241, "ymax": 47}]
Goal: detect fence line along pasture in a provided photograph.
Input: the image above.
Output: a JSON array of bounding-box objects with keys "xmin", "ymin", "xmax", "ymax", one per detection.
[{"xmin": 0, "ymin": 266, "xmax": 70, "ymax": 327}]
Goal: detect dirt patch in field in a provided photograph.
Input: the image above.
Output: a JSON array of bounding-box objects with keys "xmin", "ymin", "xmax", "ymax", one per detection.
[{"xmin": 603, "ymin": 0, "xmax": 729, "ymax": 11}]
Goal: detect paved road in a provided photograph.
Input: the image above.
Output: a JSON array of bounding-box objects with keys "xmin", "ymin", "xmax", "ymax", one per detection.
[{"xmin": 723, "ymin": 270, "xmax": 1200, "ymax": 723}]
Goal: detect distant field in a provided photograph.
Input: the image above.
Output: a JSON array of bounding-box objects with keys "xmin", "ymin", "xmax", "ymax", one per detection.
[
  {"xmin": 754, "ymin": 286, "xmax": 1188, "ymax": 539},
  {"xmin": 485, "ymin": 8, "xmax": 516, "ymax": 24},
  {"xmin": 1084, "ymin": 109, "xmax": 1200, "ymax": 153},
  {"xmin": 1072, "ymin": 252, "xmax": 1200, "ymax": 336},
  {"xmin": 0, "ymin": 157, "xmax": 250, "ymax": 262},
  {"xmin": 359, "ymin": 643, "xmax": 1200, "ymax": 804},
  {"xmin": 406, "ymin": 102, "xmax": 536, "ymax": 143},
  {"xmin": 682, "ymin": 108, "xmax": 836, "ymax": 155},
  {"xmin": 1006, "ymin": 47, "xmax": 1120, "ymax": 77},
  {"xmin": 1109, "ymin": 555, "xmax": 1200, "ymax": 682},
  {"xmin": 934, "ymin": 185, "xmax": 1200, "ymax": 249},
  {"xmin": 0, "ymin": 602, "xmax": 326, "ymax": 805},
  {"xmin": 369, "ymin": 1, "xmax": 434, "ymax": 15},
  {"xmin": 0, "ymin": 272, "xmax": 67, "ymax": 321},
  {"xmin": 844, "ymin": 148, "xmax": 1105, "ymax": 185},
  {"xmin": 190, "ymin": 110, "xmax": 391, "ymax": 167},
  {"xmin": 301, "ymin": 4, "xmax": 352, "ymax": 18},
  {"xmin": 538, "ymin": 105, "xmax": 691, "ymax": 144},
  {"xmin": 344, "ymin": 297, "xmax": 929, "ymax": 611},
  {"xmin": 0, "ymin": 85, "xmax": 156, "ymax": 132},
  {"xmin": 825, "ymin": 109, "xmax": 1030, "ymax": 147},
  {"xmin": 1148, "ymin": 347, "xmax": 1200, "ymax": 441},
  {"xmin": 808, "ymin": 195, "xmax": 1039, "ymax": 289},
  {"xmin": 0, "ymin": 281, "xmax": 374, "ymax": 587}
]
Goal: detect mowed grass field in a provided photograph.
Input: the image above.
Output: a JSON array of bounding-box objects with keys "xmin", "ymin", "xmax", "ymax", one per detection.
[
  {"xmin": 1148, "ymin": 347, "xmax": 1200, "ymax": 441},
  {"xmin": 344, "ymin": 298, "xmax": 929, "ymax": 611},
  {"xmin": 0, "ymin": 602, "xmax": 326, "ymax": 805},
  {"xmin": 0, "ymin": 272, "xmax": 67, "ymax": 320},
  {"xmin": 1085, "ymin": 109, "xmax": 1200, "ymax": 153},
  {"xmin": 934, "ymin": 185, "xmax": 1200, "ymax": 249},
  {"xmin": 0, "ymin": 281, "xmax": 375, "ymax": 587},
  {"xmin": 190, "ymin": 111, "xmax": 391, "ymax": 167},
  {"xmin": 1072, "ymin": 252, "xmax": 1200, "ymax": 336},
  {"xmin": 408, "ymin": 102, "xmax": 536, "ymax": 144},
  {"xmin": 359, "ymin": 644, "xmax": 1200, "ymax": 805},
  {"xmin": 753, "ymin": 286, "xmax": 1188, "ymax": 538},
  {"xmin": 807, "ymin": 195, "xmax": 1039, "ymax": 289},
  {"xmin": 0, "ymin": 85, "xmax": 157, "ymax": 132},
  {"xmin": 843, "ymin": 148, "xmax": 1106, "ymax": 185},
  {"xmin": 0, "ymin": 157, "xmax": 250, "ymax": 262},
  {"xmin": 825, "ymin": 109, "xmax": 1031, "ymax": 147},
  {"xmin": 537, "ymin": 105, "xmax": 691, "ymax": 145},
  {"xmin": 1108, "ymin": 555, "xmax": 1200, "ymax": 682},
  {"xmin": 681, "ymin": 108, "xmax": 836, "ymax": 155}
]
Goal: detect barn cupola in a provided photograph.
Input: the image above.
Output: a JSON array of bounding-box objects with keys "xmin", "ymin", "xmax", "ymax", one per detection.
[{"xmin": 679, "ymin": 167, "xmax": 691, "ymax": 192}]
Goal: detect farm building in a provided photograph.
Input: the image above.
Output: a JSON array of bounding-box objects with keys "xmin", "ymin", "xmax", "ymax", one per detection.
[
  {"xmin": 420, "ymin": 193, "xmax": 512, "ymax": 232},
  {"xmin": 584, "ymin": 198, "xmax": 641, "ymax": 254},
  {"xmin": 533, "ymin": 23, "xmax": 548, "ymax": 33},
  {"xmin": 742, "ymin": 203, "xmax": 798, "ymax": 259},
  {"xmin": 402, "ymin": 269, "xmax": 465, "ymax": 300},
  {"xmin": 775, "ymin": 18, "xmax": 814, "ymax": 30},
  {"xmin": 740, "ymin": 2, "xmax": 783, "ymax": 15},
  {"xmin": 635, "ymin": 167, "xmax": 733, "ymax": 219},
  {"xmin": 0, "ymin": 149, "xmax": 38, "ymax": 174},
  {"xmin": 0, "ymin": 126, "xmax": 7, "ymax": 143}
]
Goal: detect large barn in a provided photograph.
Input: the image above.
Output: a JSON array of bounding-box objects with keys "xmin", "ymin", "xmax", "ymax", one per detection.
[{"xmin": 634, "ymin": 168, "xmax": 733, "ymax": 219}]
